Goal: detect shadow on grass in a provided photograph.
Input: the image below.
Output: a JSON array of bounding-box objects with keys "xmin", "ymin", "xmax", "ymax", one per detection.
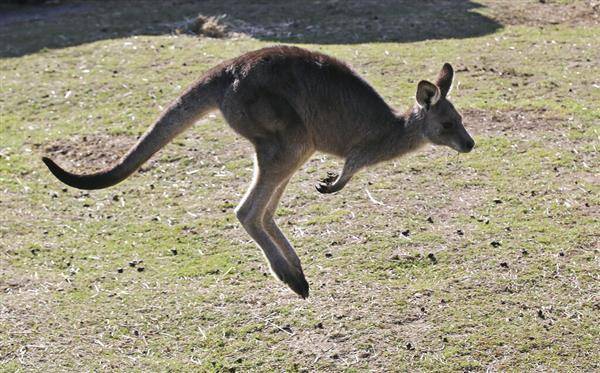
[{"xmin": 0, "ymin": 0, "xmax": 502, "ymax": 58}]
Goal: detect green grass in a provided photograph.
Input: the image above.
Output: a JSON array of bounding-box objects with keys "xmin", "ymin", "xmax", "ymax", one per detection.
[{"xmin": 1, "ymin": 0, "xmax": 599, "ymax": 371}]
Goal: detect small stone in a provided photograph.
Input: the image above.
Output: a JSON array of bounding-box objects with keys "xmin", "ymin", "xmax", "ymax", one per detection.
[{"xmin": 427, "ymin": 253, "xmax": 437, "ymax": 264}]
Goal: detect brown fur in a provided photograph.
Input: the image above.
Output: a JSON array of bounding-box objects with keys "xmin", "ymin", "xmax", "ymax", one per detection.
[{"xmin": 42, "ymin": 46, "xmax": 475, "ymax": 297}]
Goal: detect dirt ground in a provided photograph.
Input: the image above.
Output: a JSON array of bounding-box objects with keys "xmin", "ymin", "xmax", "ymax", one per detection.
[{"xmin": 1, "ymin": 0, "xmax": 598, "ymax": 371}]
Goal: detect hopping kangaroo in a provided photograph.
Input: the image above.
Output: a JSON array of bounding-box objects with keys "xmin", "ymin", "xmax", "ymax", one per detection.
[{"xmin": 43, "ymin": 46, "xmax": 474, "ymax": 298}]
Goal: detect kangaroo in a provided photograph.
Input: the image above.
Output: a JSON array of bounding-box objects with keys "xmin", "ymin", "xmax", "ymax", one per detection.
[{"xmin": 43, "ymin": 46, "xmax": 474, "ymax": 298}]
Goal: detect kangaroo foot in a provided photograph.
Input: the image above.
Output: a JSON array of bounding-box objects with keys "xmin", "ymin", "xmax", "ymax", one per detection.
[{"xmin": 273, "ymin": 263, "xmax": 310, "ymax": 298}]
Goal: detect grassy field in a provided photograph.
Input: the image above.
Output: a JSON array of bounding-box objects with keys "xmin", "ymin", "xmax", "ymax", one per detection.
[{"xmin": 1, "ymin": 0, "xmax": 599, "ymax": 371}]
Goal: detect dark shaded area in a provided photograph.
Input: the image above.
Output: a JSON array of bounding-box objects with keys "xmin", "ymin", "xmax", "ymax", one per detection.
[{"xmin": 0, "ymin": 0, "xmax": 502, "ymax": 58}]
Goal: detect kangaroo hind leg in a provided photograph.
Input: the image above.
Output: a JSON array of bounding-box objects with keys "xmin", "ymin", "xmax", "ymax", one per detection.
[
  {"xmin": 236, "ymin": 140, "xmax": 311, "ymax": 297},
  {"xmin": 263, "ymin": 161, "xmax": 310, "ymax": 271}
]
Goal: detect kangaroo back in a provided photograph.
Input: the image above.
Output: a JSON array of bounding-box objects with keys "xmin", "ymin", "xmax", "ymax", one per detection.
[{"xmin": 43, "ymin": 73, "xmax": 225, "ymax": 190}]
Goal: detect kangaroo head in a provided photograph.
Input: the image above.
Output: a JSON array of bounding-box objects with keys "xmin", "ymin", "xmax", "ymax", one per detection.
[{"xmin": 415, "ymin": 63, "xmax": 474, "ymax": 153}]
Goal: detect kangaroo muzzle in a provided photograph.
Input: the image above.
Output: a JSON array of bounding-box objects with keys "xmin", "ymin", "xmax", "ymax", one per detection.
[{"xmin": 459, "ymin": 138, "xmax": 475, "ymax": 153}]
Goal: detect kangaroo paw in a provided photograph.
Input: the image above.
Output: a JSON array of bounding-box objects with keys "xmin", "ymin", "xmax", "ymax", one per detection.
[{"xmin": 316, "ymin": 172, "xmax": 339, "ymax": 194}]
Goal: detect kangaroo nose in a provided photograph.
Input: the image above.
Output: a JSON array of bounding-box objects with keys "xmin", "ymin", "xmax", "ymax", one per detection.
[{"xmin": 464, "ymin": 139, "xmax": 475, "ymax": 152}]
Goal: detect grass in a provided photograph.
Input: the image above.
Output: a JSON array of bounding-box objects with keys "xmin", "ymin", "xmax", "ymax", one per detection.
[{"xmin": 1, "ymin": 0, "xmax": 599, "ymax": 371}]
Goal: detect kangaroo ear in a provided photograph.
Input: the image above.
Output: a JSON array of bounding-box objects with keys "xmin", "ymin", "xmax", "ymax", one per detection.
[
  {"xmin": 416, "ymin": 80, "xmax": 440, "ymax": 110},
  {"xmin": 436, "ymin": 63, "xmax": 454, "ymax": 97}
]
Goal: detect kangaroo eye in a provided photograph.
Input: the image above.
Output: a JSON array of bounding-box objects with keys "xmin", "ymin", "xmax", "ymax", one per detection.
[{"xmin": 442, "ymin": 122, "xmax": 454, "ymax": 129}]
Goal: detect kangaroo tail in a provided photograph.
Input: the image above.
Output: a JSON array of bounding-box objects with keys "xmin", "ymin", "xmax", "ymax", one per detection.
[{"xmin": 42, "ymin": 75, "xmax": 224, "ymax": 190}]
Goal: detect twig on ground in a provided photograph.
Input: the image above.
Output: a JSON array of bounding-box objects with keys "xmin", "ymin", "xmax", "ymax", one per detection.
[{"xmin": 365, "ymin": 188, "xmax": 385, "ymax": 205}]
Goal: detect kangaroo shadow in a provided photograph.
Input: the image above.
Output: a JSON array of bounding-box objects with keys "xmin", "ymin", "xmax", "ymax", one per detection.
[{"xmin": 0, "ymin": 0, "xmax": 502, "ymax": 58}]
